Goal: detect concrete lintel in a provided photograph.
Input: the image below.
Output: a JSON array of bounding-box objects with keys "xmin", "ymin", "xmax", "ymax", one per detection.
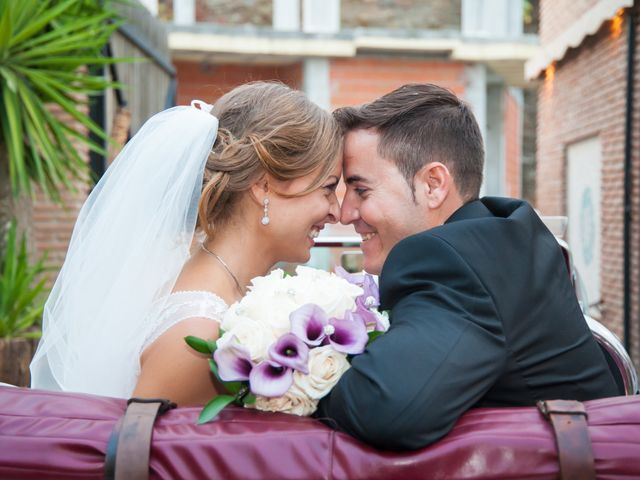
[
  {"xmin": 169, "ymin": 28, "xmax": 540, "ymax": 86},
  {"xmin": 169, "ymin": 27, "xmax": 538, "ymax": 59},
  {"xmin": 453, "ymin": 42, "xmax": 540, "ymax": 62},
  {"xmin": 169, "ymin": 31, "xmax": 356, "ymax": 57}
]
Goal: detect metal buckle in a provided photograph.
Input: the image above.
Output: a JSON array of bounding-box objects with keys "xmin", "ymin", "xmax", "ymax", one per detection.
[{"xmin": 127, "ymin": 397, "xmax": 177, "ymax": 415}]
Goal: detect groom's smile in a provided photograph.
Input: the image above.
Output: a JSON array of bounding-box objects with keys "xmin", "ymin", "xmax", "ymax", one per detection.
[{"xmin": 340, "ymin": 128, "xmax": 429, "ymax": 275}]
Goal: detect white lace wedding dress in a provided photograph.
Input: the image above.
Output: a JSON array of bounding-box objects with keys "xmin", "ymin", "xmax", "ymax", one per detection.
[{"xmin": 130, "ymin": 291, "xmax": 228, "ymax": 395}]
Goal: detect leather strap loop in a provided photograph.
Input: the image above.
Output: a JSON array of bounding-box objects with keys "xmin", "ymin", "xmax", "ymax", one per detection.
[
  {"xmin": 104, "ymin": 398, "xmax": 176, "ymax": 480},
  {"xmin": 537, "ymin": 399, "xmax": 596, "ymax": 480}
]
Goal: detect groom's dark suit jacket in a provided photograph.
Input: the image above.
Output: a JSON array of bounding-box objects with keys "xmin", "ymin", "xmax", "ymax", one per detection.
[{"xmin": 317, "ymin": 197, "xmax": 619, "ymax": 450}]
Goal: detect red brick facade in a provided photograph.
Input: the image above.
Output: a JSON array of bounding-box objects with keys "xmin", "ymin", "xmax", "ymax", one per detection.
[
  {"xmin": 632, "ymin": 5, "xmax": 640, "ymax": 363},
  {"xmin": 175, "ymin": 61, "xmax": 303, "ymax": 105},
  {"xmin": 536, "ymin": 3, "xmax": 640, "ymax": 359},
  {"xmin": 329, "ymin": 57, "xmax": 466, "ymax": 108},
  {"xmin": 504, "ymin": 89, "xmax": 522, "ymax": 199}
]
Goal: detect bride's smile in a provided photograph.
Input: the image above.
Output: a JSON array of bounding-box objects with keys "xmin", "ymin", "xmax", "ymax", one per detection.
[{"xmin": 259, "ymin": 162, "xmax": 342, "ymax": 265}]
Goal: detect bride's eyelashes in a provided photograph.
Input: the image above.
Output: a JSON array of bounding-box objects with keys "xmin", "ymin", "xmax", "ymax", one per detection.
[{"xmin": 323, "ymin": 180, "xmax": 339, "ymax": 193}]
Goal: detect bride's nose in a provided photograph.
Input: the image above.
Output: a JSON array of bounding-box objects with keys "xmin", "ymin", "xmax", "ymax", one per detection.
[{"xmin": 325, "ymin": 194, "xmax": 340, "ymax": 224}]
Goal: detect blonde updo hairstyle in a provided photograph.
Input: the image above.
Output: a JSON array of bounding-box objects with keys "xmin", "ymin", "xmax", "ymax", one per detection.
[{"xmin": 197, "ymin": 82, "xmax": 342, "ymax": 239}]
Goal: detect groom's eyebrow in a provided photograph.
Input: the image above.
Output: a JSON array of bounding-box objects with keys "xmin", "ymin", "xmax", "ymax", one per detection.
[{"xmin": 345, "ymin": 175, "xmax": 370, "ymax": 185}]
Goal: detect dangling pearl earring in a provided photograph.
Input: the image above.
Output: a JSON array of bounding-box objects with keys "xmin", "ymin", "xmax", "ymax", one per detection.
[{"xmin": 261, "ymin": 198, "xmax": 270, "ymax": 225}]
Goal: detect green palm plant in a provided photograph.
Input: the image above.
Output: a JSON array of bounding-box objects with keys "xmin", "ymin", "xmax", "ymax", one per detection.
[
  {"xmin": 0, "ymin": 0, "xmax": 122, "ymax": 201},
  {"xmin": 0, "ymin": 220, "xmax": 49, "ymax": 339}
]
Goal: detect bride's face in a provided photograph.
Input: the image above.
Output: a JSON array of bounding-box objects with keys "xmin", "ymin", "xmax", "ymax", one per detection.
[{"xmin": 265, "ymin": 163, "xmax": 342, "ymax": 263}]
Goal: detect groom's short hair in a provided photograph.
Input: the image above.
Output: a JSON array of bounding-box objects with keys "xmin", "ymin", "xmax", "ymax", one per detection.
[{"xmin": 333, "ymin": 83, "xmax": 484, "ymax": 201}]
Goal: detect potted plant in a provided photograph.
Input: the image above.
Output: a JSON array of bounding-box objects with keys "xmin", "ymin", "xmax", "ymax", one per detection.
[{"xmin": 0, "ymin": 220, "xmax": 48, "ymax": 386}]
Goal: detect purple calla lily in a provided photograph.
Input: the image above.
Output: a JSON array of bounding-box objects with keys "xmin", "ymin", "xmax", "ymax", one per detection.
[
  {"xmin": 214, "ymin": 336, "xmax": 253, "ymax": 381},
  {"xmin": 290, "ymin": 304, "xmax": 329, "ymax": 346},
  {"xmin": 327, "ymin": 310, "xmax": 369, "ymax": 354},
  {"xmin": 334, "ymin": 266, "xmax": 364, "ymax": 285},
  {"xmin": 335, "ymin": 266, "xmax": 380, "ymax": 311},
  {"xmin": 249, "ymin": 361, "xmax": 293, "ymax": 397},
  {"xmin": 360, "ymin": 274, "xmax": 380, "ymax": 307},
  {"xmin": 269, "ymin": 333, "xmax": 309, "ymax": 374},
  {"xmin": 355, "ymin": 297, "xmax": 388, "ymax": 332},
  {"xmin": 292, "ymin": 302, "xmax": 369, "ymax": 354}
]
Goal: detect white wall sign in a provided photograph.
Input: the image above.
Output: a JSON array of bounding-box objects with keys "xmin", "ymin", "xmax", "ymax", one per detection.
[{"xmin": 567, "ymin": 136, "xmax": 602, "ymax": 307}]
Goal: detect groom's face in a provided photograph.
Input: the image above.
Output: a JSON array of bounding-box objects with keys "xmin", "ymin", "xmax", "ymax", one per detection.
[{"xmin": 340, "ymin": 129, "xmax": 430, "ymax": 274}]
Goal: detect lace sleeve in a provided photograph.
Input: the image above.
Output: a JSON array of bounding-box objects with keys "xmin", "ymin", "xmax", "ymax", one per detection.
[{"xmin": 140, "ymin": 291, "xmax": 228, "ymax": 354}]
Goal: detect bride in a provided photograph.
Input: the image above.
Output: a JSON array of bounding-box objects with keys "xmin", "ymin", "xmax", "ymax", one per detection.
[{"xmin": 29, "ymin": 82, "xmax": 343, "ymax": 405}]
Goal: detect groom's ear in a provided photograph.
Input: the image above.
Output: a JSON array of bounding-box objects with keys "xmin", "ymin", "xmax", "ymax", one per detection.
[{"xmin": 415, "ymin": 162, "xmax": 451, "ymax": 209}]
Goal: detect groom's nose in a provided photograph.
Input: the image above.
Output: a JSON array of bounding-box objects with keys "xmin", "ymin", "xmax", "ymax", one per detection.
[{"xmin": 340, "ymin": 194, "xmax": 359, "ymax": 225}]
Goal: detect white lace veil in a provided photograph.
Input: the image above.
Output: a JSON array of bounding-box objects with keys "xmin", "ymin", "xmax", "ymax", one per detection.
[{"xmin": 30, "ymin": 101, "xmax": 219, "ymax": 398}]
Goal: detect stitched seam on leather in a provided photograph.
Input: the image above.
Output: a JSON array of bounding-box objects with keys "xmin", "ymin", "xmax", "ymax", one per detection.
[{"xmin": 430, "ymin": 232, "xmax": 536, "ymax": 398}]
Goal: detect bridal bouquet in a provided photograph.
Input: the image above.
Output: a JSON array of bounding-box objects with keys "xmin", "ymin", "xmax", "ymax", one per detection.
[{"xmin": 186, "ymin": 266, "xmax": 389, "ymax": 424}]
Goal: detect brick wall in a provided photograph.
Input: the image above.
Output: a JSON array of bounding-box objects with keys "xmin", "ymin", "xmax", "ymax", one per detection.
[
  {"xmin": 341, "ymin": 0, "xmax": 460, "ymax": 30},
  {"xmin": 175, "ymin": 61, "xmax": 303, "ymax": 105},
  {"xmin": 32, "ymin": 187, "xmax": 88, "ymax": 287},
  {"xmin": 504, "ymin": 89, "xmax": 521, "ymax": 198},
  {"xmin": 195, "ymin": 0, "xmax": 272, "ymax": 25},
  {"xmin": 185, "ymin": 0, "xmax": 461, "ymax": 30},
  {"xmin": 329, "ymin": 57, "xmax": 466, "ymax": 108},
  {"xmin": 631, "ymin": 5, "xmax": 640, "ymax": 364},
  {"xmin": 521, "ymin": 88, "xmax": 538, "ymax": 205},
  {"xmin": 536, "ymin": 7, "xmax": 639, "ymax": 359}
]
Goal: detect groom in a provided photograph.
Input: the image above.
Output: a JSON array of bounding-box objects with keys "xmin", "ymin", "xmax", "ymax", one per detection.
[{"xmin": 316, "ymin": 83, "xmax": 619, "ymax": 450}]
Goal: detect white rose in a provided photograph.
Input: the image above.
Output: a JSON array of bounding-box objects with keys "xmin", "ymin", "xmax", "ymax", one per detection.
[
  {"xmin": 217, "ymin": 317, "xmax": 277, "ymax": 362},
  {"xmin": 228, "ymin": 270, "xmax": 302, "ymax": 337},
  {"xmin": 219, "ymin": 302, "xmax": 246, "ymax": 332},
  {"xmin": 292, "ymin": 266, "xmax": 362, "ymax": 319},
  {"xmin": 293, "ymin": 345, "xmax": 350, "ymax": 400},
  {"xmin": 250, "ymin": 267, "xmax": 285, "ymax": 285},
  {"xmin": 252, "ymin": 383, "xmax": 318, "ymax": 416}
]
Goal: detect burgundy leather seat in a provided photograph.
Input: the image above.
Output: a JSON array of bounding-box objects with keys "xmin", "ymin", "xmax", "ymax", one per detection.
[{"xmin": 0, "ymin": 386, "xmax": 639, "ymax": 479}]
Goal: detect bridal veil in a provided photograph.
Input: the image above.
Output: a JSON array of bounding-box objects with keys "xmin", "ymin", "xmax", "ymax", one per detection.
[{"xmin": 30, "ymin": 102, "xmax": 219, "ymax": 397}]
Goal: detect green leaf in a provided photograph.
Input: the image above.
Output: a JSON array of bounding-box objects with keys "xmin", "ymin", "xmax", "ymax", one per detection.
[
  {"xmin": 223, "ymin": 381, "xmax": 242, "ymax": 395},
  {"xmin": 1, "ymin": 83, "xmax": 27, "ymax": 193},
  {"xmin": 0, "ymin": 3, "xmax": 12, "ymax": 52},
  {"xmin": 208, "ymin": 358, "xmax": 220, "ymax": 380},
  {"xmin": 9, "ymin": 0, "xmax": 75, "ymax": 47},
  {"xmin": 367, "ymin": 331, "xmax": 384, "ymax": 344},
  {"xmin": 197, "ymin": 395, "xmax": 235, "ymax": 424},
  {"xmin": 206, "ymin": 340, "xmax": 218, "ymax": 353},
  {"xmin": 243, "ymin": 393, "xmax": 256, "ymax": 405},
  {"xmin": 185, "ymin": 335, "xmax": 214, "ymax": 354},
  {"xmin": 0, "ymin": 219, "xmax": 49, "ymax": 337}
]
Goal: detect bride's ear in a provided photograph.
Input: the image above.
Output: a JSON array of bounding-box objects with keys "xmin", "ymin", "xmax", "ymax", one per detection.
[
  {"xmin": 415, "ymin": 162, "xmax": 451, "ymax": 210},
  {"xmin": 249, "ymin": 175, "xmax": 269, "ymax": 206}
]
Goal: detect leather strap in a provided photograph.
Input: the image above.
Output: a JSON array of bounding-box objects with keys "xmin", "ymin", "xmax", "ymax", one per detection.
[
  {"xmin": 104, "ymin": 398, "xmax": 176, "ymax": 480},
  {"xmin": 537, "ymin": 400, "xmax": 596, "ymax": 480}
]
